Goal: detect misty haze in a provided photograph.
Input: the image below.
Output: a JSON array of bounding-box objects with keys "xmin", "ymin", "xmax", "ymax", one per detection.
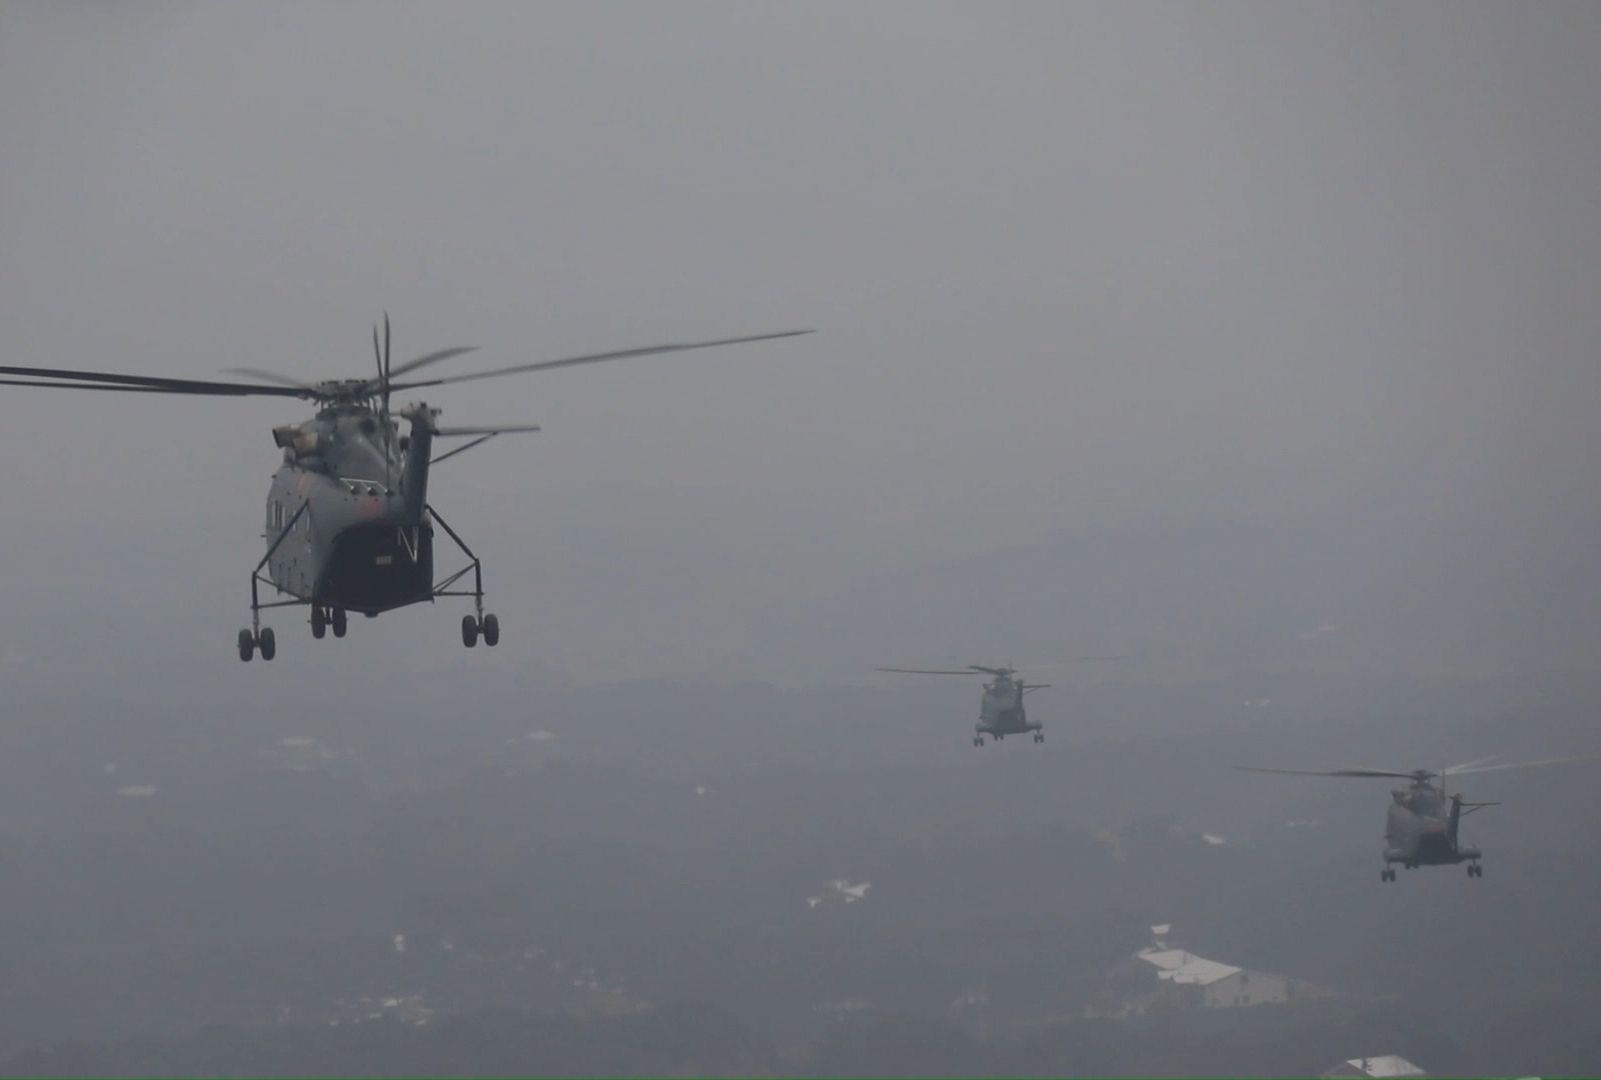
[{"xmin": 2, "ymin": 3, "xmax": 1599, "ymax": 1076}]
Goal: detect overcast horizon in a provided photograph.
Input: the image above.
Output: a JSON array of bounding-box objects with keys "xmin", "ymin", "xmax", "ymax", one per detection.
[
  {"xmin": 3, "ymin": 6, "xmax": 1601, "ymax": 1076},
  {"xmin": 4, "ymin": 3, "xmax": 1599, "ymax": 687}
]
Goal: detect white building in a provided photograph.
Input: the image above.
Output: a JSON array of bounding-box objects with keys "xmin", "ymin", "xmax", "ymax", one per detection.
[
  {"xmin": 1135, "ymin": 945, "xmax": 1291, "ymax": 1008},
  {"xmin": 1089, "ymin": 924, "xmax": 1336, "ymax": 1018},
  {"xmin": 1321, "ymin": 1055, "xmax": 1427, "ymax": 1078}
]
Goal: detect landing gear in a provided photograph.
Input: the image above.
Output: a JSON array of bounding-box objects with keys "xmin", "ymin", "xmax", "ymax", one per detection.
[
  {"xmin": 973, "ymin": 736, "xmax": 983, "ymax": 748},
  {"xmin": 1033, "ymin": 732, "xmax": 1044, "ymax": 744},
  {"xmin": 246, "ymin": 498, "xmax": 308, "ymax": 662},
  {"xmin": 1467, "ymin": 862, "xmax": 1483, "ymax": 878},
  {"xmin": 1380, "ymin": 867, "xmax": 1396, "ymax": 883},
  {"xmin": 460, "ymin": 612, "xmax": 500, "ymax": 648},
  {"xmin": 240, "ymin": 500, "xmax": 498, "ymax": 660},
  {"xmin": 310, "ymin": 606, "xmax": 347, "ymax": 640},
  {"xmin": 237, "ymin": 626, "xmax": 276, "ymax": 662},
  {"xmin": 429, "ymin": 505, "xmax": 498, "ymax": 651}
]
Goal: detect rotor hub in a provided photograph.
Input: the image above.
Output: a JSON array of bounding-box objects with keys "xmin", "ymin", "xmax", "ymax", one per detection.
[{"xmin": 311, "ymin": 378, "xmax": 374, "ymax": 402}]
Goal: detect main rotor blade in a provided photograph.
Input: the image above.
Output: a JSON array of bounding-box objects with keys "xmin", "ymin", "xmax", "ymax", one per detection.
[
  {"xmin": 875, "ymin": 668, "xmax": 982, "ymax": 676},
  {"xmin": 223, "ymin": 367, "xmax": 324, "ymax": 391},
  {"xmin": 378, "ymin": 345, "xmax": 481, "ymax": 383},
  {"xmin": 0, "ymin": 378, "xmax": 188, "ymax": 394},
  {"xmin": 1444, "ymin": 754, "xmax": 1601, "ymax": 777},
  {"xmin": 969, "ymin": 665, "xmax": 1016, "ymax": 676},
  {"xmin": 386, "ymin": 329, "xmax": 813, "ymax": 392},
  {"xmin": 373, "ymin": 323, "xmax": 385, "ymax": 389},
  {"xmin": 1235, "ymin": 767, "xmax": 1426, "ymax": 780},
  {"xmin": 0, "ymin": 364, "xmax": 307, "ymax": 398},
  {"xmin": 1441, "ymin": 755, "xmax": 1501, "ymax": 775}
]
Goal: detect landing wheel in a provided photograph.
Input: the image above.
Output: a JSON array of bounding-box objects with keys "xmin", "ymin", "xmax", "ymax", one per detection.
[
  {"xmin": 1468, "ymin": 863, "xmax": 1482, "ymax": 878},
  {"xmin": 1034, "ymin": 732, "xmax": 1044, "ymax": 743},
  {"xmin": 311, "ymin": 607, "xmax": 327, "ymax": 639},
  {"xmin": 331, "ymin": 608, "xmax": 347, "ymax": 638},
  {"xmin": 238, "ymin": 627, "xmax": 275, "ymax": 662},
  {"xmin": 461, "ymin": 615, "xmax": 479, "ymax": 648},
  {"xmin": 1381, "ymin": 868, "xmax": 1395, "ymax": 883},
  {"xmin": 973, "ymin": 736, "xmax": 982, "ymax": 748},
  {"xmin": 481, "ymin": 613, "xmax": 500, "ymax": 647}
]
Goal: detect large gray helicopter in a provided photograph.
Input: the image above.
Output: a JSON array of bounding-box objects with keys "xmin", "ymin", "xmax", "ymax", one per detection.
[
  {"xmin": 0, "ymin": 319, "xmax": 809, "ymax": 660},
  {"xmin": 1239, "ymin": 756, "xmax": 1591, "ymax": 882},
  {"xmin": 875, "ymin": 665, "xmax": 1052, "ymax": 746}
]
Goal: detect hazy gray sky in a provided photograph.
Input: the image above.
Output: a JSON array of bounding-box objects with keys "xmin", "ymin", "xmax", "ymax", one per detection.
[{"xmin": 2, "ymin": 2, "xmax": 1597, "ymax": 683}]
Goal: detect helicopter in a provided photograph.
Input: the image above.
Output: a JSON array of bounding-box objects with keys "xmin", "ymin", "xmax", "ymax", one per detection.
[
  {"xmin": 1238, "ymin": 756, "xmax": 1593, "ymax": 882},
  {"xmin": 875, "ymin": 665, "xmax": 1052, "ymax": 746},
  {"xmin": 0, "ymin": 319, "xmax": 810, "ymax": 661}
]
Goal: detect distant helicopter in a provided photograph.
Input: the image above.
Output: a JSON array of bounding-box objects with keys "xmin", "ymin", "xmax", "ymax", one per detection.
[
  {"xmin": 875, "ymin": 665, "xmax": 1052, "ymax": 746},
  {"xmin": 1238, "ymin": 756, "xmax": 1592, "ymax": 882},
  {"xmin": 0, "ymin": 319, "xmax": 810, "ymax": 660}
]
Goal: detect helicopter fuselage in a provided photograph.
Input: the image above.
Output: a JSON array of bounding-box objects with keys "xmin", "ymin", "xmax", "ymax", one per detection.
[
  {"xmin": 262, "ymin": 404, "xmax": 438, "ymax": 616},
  {"xmin": 977, "ymin": 679, "xmax": 1039, "ymax": 737},
  {"xmin": 1382, "ymin": 783, "xmax": 1480, "ymax": 867}
]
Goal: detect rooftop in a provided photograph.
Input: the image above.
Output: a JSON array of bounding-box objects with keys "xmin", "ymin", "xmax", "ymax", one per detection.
[
  {"xmin": 1135, "ymin": 947, "xmax": 1242, "ymax": 986},
  {"xmin": 1322, "ymin": 1055, "xmax": 1427, "ymax": 1078}
]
